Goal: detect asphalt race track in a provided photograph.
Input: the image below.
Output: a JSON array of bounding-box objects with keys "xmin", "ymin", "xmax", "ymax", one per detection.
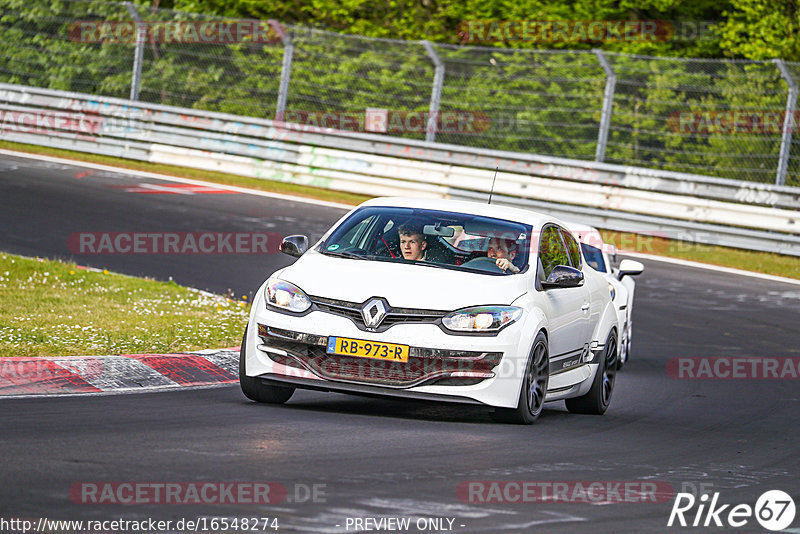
[{"xmin": 1, "ymin": 153, "xmax": 799, "ymax": 533}]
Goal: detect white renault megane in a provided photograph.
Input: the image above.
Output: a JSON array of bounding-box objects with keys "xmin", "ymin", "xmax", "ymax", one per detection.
[{"xmin": 240, "ymin": 198, "xmax": 619, "ymax": 423}]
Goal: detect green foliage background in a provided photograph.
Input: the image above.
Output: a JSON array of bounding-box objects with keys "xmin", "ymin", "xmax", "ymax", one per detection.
[
  {"xmin": 1, "ymin": 0, "xmax": 799, "ymax": 185},
  {"xmin": 160, "ymin": 0, "xmax": 799, "ymax": 61}
]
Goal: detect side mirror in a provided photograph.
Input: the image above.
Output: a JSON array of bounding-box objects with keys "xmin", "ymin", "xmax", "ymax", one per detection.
[
  {"xmin": 542, "ymin": 265, "xmax": 584, "ymax": 289},
  {"xmin": 617, "ymin": 259, "xmax": 644, "ymax": 280},
  {"xmin": 280, "ymin": 235, "xmax": 308, "ymax": 258}
]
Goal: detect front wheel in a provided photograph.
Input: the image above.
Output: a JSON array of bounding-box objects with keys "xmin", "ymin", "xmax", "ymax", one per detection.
[
  {"xmin": 491, "ymin": 332, "xmax": 549, "ymax": 424},
  {"xmin": 566, "ymin": 331, "xmax": 617, "ymax": 415},
  {"xmin": 239, "ymin": 328, "xmax": 295, "ymax": 404}
]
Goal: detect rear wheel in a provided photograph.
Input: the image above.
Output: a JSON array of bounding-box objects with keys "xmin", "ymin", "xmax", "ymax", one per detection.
[
  {"xmin": 239, "ymin": 328, "xmax": 295, "ymax": 404},
  {"xmin": 491, "ymin": 332, "xmax": 549, "ymax": 424},
  {"xmin": 566, "ymin": 331, "xmax": 617, "ymax": 415}
]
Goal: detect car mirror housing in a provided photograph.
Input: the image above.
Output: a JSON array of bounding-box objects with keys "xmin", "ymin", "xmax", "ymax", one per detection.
[
  {"xmin": 617, "ymin": 259, "xmax": 645, "ymax": 280},
  {"xmin": 542, "ymin": 265, "xmax": 584, "ymax": 289},
  {"xmin": 280, "ymin": 235, "xmax": 309, "ymax": 258},
  {"xmin": 423, "ymin": 223, "xmax": 455, "ymax": 237}
]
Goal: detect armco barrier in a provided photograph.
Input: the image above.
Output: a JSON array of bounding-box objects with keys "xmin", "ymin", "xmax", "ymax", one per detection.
[{"xmin": 1, "ymin": 83, "xmax": 799, "ymax": 256}]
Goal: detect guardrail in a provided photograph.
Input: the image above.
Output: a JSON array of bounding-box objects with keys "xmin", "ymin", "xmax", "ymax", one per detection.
[{"xmin": 1, "ymin": 82, "xmax": 799, "ymax": 256}]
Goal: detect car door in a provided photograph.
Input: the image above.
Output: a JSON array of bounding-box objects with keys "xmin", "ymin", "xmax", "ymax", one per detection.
[
  {"xmin": 538, "ymin": 225, "xmax": 592, "ymax": 367},
  {"xmin": 559, "ymin": 226, "xmax": 598, "ymax": 348}
]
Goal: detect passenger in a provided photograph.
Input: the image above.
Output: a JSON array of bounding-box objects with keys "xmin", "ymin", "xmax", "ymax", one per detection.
[
  {"xmin": 398, "ymin": 223, "xmax": 427, "ymax": 261},
  {"xmin": 487, "ymin": 237, "xmax": 520, "ymax": 273}
]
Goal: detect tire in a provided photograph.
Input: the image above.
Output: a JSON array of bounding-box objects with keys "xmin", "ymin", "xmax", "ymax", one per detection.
[
  {"xmin": 491, "ymin": 332, "xmax": 549, "ymax": 424},
  {"xmin": 617, "ymin": 320, "xmax": 632, "ymax": 370},
  {"xmin": 566, "ymin": 331, "xmax": 617, "ymax": 415},
  {"xmin": 626, "ymin": 320, "xmax": 633, "ymax": 361},
  {"xmin": 239, "ymin": 328, "xmax": 295, "ymax": 404}
]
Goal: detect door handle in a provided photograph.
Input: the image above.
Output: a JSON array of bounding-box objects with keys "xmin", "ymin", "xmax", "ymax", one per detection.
[{"xmin": 581, "ymin": 302, "xmax": 590, "ymax": 312}]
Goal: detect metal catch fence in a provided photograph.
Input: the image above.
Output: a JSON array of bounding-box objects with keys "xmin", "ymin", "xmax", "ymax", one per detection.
[{"xmin": 1, "ymin": 0, "xmax": 799, "ymax": 186}]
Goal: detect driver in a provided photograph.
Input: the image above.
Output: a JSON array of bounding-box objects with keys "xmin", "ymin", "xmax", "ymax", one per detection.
[
  {"xmin": 398, "ymin": 223, "xmax": 427, "ymax": 261},
  {"xmin": 487, "ymin": 237, "xmax": 520, "ymax": 273}
]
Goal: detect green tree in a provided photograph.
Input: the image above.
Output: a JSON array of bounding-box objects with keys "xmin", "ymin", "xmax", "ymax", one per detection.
[{"xmin": 717, "ymin": 0, "xmax": 800, "ymax": 61}]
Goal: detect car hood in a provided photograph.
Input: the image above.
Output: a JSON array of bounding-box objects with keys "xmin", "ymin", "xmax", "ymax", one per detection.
[{"xmin": 279, "ymin": 251, "xmax": 528, "ymax": 310}]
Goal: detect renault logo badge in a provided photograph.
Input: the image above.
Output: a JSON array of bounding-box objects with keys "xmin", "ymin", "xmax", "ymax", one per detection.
[{"xmin": 361, "ymin": 298, "xmax": 387, "ymax": 328}]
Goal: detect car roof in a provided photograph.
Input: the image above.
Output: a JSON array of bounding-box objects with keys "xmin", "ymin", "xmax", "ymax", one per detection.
[{"xmin": 358, "ymin": 197, "xmax": 561, "ymax": 229}]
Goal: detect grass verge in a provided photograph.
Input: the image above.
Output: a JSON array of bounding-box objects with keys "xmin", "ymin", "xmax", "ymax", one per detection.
[
  {"xmin": 2, "ymin": 141, "xmax": 798, "ymax": 281},
  {"xmin": 0, "ymin": 252, "xmax": 250, "ymax": 357},
  {"xmin": 600, "ymin": 231, "xmax": 800, "ymax": 280}
]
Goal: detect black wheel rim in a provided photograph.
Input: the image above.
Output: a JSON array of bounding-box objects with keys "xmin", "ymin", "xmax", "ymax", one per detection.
[
  {"xmin": 602, "ymin": 336, "xmax": 617, "ymax": 405},
  {"xmin": 527, "ymin": 342, "xmax": 548, "ymax": 415},
  {"xmin": 626, "ymin": 324, "xmax": 632, "ymax": 359},
  {"xmin": 619, "ymin": 325, "xmax": 628, "ymax": 364}
]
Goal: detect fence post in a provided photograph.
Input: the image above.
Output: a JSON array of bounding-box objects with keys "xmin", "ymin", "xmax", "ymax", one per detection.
[
  {"xmin": 593, "ymin": 49, "xmax": 616, "ymax": 163},
  {"xmin": 124, "ymin": 2, "xmax": 144, "ymax": 101},
  {"xmin": 774, "ymin": 59, "xmax": 797, "ymax": 186},
  {"xmin": 272, "ymin": 21, "xmax": 293, "ymax": 121},
  {"xmin": 421, "ymin": 40, "xmax": 444, "ymax": 143}
]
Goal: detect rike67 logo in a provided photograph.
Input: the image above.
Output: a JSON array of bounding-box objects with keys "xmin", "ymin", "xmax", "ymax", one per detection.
[{"xmin": 668, "ymin": 490, "xmax": 796, "ymax": 531}]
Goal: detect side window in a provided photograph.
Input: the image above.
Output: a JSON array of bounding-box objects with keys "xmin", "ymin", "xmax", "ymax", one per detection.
[
  {"xmin": 538, "ymin": 226, "xmax": 569, "ymax": 278},
  {"xmin": 580, "ymin": 243, "xmax": 607, "ymax": 273},
  {"xmin": 561, "ymin": 229, "xmax": 582, "ymax": 270}
]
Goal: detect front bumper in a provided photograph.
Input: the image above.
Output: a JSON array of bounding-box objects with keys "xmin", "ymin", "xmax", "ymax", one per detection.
[
  {"xmin": 245, "ymin": 293, "xmax": 535, "ymax": 408},
  {"xmin": 257, "ymin": 323, "xmax": 501, "ymax": 389},
  {"xmin": 259, "ymin": 374, "xmax": 486, "ymax": 405},
  {"xmin": 245, "ymin": 288, "xmax": 598, "ymax": 409}
]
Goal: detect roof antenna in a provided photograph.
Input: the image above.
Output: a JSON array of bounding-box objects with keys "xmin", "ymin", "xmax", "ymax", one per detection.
[{"xmin": 488, "ymin": 166, "xmax": 499, "ymax": 204}]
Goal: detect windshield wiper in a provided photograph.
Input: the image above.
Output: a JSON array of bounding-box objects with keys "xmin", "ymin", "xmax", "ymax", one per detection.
[{"xmin": 323, "ymin": 250, "xmax": 368, "ymax": 260}]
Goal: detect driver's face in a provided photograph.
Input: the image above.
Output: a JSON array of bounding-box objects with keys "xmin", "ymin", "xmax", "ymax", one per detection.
[
  {"xmin": 487, "ymin": 239, "xmax": 516, "ymax": 260},
  {"xmin": 400, "ymin": 233, "xmax": 426, "ymax": 260}
]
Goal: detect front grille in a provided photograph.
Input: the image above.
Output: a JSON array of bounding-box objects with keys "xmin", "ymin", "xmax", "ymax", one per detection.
[
  {"xmin": 257, "ymin": 324, "xmax": 500, "ymax": 388},
  {"xmin": 310, "ymin": 296, "xmax": 364, "ymax": 324},
  {"xmin": 309, "ymin": 295, "xmax": 446, "ymax": 331},
  {"xmin": 305, "ymin": 346, "xmax": 429, "ymax": 386}
]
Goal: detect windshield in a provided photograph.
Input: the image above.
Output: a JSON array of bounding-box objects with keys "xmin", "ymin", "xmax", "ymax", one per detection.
[
  {"xmin": 319, "ymin": 206, "xmax": 532, "ymax": 275},
  {"xmin": 580, "ymin": 243, "xmax": 607, "ymax": 273}
]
